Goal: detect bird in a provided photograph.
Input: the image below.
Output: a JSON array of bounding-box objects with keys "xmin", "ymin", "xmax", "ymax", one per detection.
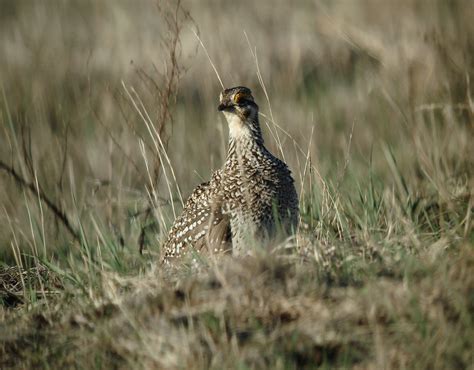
[{"xmin": 161, "ymin": 86, "xmax": 298, "ymax": 264}]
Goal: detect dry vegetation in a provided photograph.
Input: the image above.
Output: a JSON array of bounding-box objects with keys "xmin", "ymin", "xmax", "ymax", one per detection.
[{"xmin": 0, "ymin": 0, "xmax": 473, "ymax": 369}]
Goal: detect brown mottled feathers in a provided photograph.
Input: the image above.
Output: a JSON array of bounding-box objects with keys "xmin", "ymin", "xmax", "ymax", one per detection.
[
  {"xmin": 161, "ymin": 170, "xmax": 231, "ymax": 263},
  {"xmin": 161, "ymin": 86, "xmax": 299, "ymax": 264}
]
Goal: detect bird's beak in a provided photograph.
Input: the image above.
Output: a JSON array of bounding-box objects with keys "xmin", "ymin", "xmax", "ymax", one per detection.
[{"xmin": 218, "ymin": 96, "xmax": 233, "ymax": 111}]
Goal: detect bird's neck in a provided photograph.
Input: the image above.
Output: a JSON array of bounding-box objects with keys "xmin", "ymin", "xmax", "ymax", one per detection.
[{"xmin": 225, "ymin": 113, "xmax": 265, "ymax": 161}]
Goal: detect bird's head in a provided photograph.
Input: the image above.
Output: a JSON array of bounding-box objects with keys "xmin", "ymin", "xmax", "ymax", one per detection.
[{"xmin": 218, "ymin": 86, "xmax": 261, "ymax": 140}]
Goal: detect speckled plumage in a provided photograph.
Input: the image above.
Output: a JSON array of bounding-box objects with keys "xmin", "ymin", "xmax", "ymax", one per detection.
[{"xmin": 161, "ymin": 86, "xmax": 298, "ymax": 264}]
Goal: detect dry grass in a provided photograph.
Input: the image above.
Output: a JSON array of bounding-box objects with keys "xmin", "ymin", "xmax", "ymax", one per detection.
[
  {"xmin": 1, "ymin": 247, "xmax": 473, "ymax": 369},
  {"xmin": 0, "ymin": 0, "xmax": 473, "ymax": 369}
]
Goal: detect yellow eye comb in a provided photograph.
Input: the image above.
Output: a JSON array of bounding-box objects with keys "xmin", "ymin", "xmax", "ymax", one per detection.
[{"xmin": 233, "ymin": 92, "xmax": 250, "ymax": 104}]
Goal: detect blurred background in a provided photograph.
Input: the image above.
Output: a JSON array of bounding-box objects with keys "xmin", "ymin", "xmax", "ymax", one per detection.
[{"xmin": 0, "ymin": 0, "xmax": 473, "ymax": 262}]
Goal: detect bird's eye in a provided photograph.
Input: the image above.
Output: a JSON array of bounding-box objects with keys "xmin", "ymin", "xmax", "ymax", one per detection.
[{"xmin": 233, "ymin": 92, "xmax": 245, "ymax": 105}]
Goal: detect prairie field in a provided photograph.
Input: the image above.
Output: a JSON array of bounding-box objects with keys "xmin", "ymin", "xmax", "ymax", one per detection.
[{"xmin": 0, "ymin": 0, "xmax": 473, "ymax": 369}]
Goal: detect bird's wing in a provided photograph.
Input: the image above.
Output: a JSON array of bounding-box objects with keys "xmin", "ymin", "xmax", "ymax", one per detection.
[{"xmin": 161, "ymin": 170, "xmax": 231, "ymax": 263}]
